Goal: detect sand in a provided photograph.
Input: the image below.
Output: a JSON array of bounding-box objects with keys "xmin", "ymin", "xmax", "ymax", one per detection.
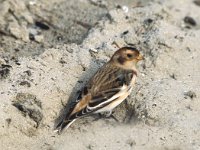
[{"xmin": 0, "ymin": 0, "xmax": 200, "ymax": 149}]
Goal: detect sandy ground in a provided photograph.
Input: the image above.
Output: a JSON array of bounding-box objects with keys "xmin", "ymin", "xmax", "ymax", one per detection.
[{"xmin": 0, "ymin": 0, "xmax": 200, "ymax": 150}]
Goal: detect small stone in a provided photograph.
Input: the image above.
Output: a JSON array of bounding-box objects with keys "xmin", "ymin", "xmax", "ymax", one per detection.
[
  {"xmin": 144, "ymin": 18, "xmax": 154, "ymax": 24},
  {"xmin": 34, "ymin": 35, "xmax": 44, "ymax": 43},
  {"xmin": 66, "ymin": 48, "xmax": 73, "ymax": 53},
  {"xmin": 29, "ymin": 28, "xmax": 38, "ymax": 36},
  {"xmin": 184, "ymin": 16, "xmax": 196, "ymax": 26},
  {"xmin": 122, "ymin": 30, "xmax": 129, "ymax": 35},
  {"xmin": 126, "ymin": 139, "xmax": 136, "ymax": 147},
  {"xmin": 35, "ymin": 21, "xmax": 50, "ymax": 30},
  {"xmin": 122, "ymin": 6, "xmax": 129, "ymax": 13},
  {"xmin": 24, "ymin": 70, "xmax": 32, "ymax": 76},
  {"xmin": 89, "ymin": 48, "xmax": 98, "ymax": 53},
  {"xmin": 184, "ymin": 91, "xmax": 197, "ymax": 99},
  {"xmin": 194, "ymin": 0, "xmax": 200, "ymax": 6},
  {"xmin": 59, "ymin": 58, "xmax": 67, "ymax": 64},
  {"xmin": 152, "ymin": 104, "xmax": 157, "ymax": 107},
  {"xmin": 6, "ymin": 118, "xmax": 12, "ymax": 127},
  {"xmin": 29, "ymin": 0, "xmax": 37, "ymax": 5},
  {"xmin": 19, "ymin": 81, "xmax": 31, "ymax": 87},
  {"xmin": 169, "ymin": 73, "xmax": 177, "ymax": 80},
  {"xmin": 89, "ymin": 0, "xmax": 107, "ymax": 8},
  {"xmin": 0, "ymin": 64, "xmax": 11, "ymax": 79}
]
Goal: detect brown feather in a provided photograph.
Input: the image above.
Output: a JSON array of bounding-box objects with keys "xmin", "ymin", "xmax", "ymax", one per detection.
[
  {"xmin": 70, "ymin": 94, "xmax": 91, "ymax": 115},
  {"xmin": 87, "ymin": 63, "xmax": 133, "ymax": 96}
]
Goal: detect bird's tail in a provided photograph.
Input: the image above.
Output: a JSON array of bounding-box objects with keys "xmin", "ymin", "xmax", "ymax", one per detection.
[{"xmin": 54, "ymin": 119, "xmax": 76, "ymax": 134}]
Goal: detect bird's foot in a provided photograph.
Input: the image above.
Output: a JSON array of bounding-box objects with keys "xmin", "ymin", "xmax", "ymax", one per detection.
[
  {"xmin": 105, "ymin": 110, "xmax": 113, "ymax": 117},
  {"xmin": 96, "ymin": 111, "xmax": 119, "ymax": 122}
]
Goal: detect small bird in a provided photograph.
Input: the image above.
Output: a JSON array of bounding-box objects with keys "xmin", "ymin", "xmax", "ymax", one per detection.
[{"xmin": 55, "ymin": 47, "xmax": 143, "ymax": 133}]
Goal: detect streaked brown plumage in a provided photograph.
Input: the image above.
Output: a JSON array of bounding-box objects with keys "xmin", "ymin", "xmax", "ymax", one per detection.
[{"xmin": 55, "ymin": 47, "xmax": 143, "ymax": 133}]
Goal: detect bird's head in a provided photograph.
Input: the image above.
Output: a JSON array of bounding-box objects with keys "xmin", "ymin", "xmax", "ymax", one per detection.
[{"xmin": 110, "ymin": 47, "xmax": 144, "ymax": 70}]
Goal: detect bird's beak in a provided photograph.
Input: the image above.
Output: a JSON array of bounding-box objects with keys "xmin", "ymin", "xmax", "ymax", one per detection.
[{"xmin": 136, "ymin": 54, "xmax": 144, "ymax": 61}]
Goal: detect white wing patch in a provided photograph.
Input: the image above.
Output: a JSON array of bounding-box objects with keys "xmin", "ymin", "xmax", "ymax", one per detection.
[
  {"xmin": 89, "ymin": 73, "xmax": 137, "ymax": 113},
  {"xmin": 87, "ymin": 84, "xmax": 128, "ymax": 110}
]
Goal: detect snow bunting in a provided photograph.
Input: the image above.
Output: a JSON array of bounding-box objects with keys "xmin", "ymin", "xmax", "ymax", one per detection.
[{"xmin": 55, "ymin": 47, "xmax": 143, "ymax": 133}]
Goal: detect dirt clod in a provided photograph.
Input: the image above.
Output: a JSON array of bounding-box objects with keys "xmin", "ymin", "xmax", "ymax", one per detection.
[
  {"xmin": 0, "ymin": 64, "xmax": 11, "ymax": 79},
  {"xmin": 184, "ymin": 16, "xmax": 197, "ymax": 26},
  {"xmin": 184, "ymin": 91, "xmax": 197, "ymax": 99},
  {"xmin": 12, "ymin": 93, "xmax": 43, "ymax": 127}
]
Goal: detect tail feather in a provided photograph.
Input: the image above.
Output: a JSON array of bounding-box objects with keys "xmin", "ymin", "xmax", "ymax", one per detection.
[{"xmin": 55, "ymin": 119, "xmax": 76, "ymax": 134}]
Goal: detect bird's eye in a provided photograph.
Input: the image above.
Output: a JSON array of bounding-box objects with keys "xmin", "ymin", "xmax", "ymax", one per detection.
[{"xmin": 127, "ymin": 54, "xmax": 133, "ymax": 58}]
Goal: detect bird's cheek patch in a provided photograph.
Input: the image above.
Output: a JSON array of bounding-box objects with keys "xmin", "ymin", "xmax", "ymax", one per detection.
[{"xmin": 117, "ymin": 57, "xmax": 125, "ymax": 65}]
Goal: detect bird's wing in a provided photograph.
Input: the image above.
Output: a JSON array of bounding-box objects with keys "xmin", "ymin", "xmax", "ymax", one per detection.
[
  {"xmin": 55, "ymin": 86, "xmax": 90, "ymax": 131},
  {"xmin": 88, "ymin": 87, "xmax": 125, "ymax": 109},
  {"xmin": 67, "ymin": 86, "xmax": 126, "ymax": 122},
  {"xmin": 69, "ymin": 70, "xmax": 134, "ymax": 118},
  {"xmin": 61, "ymin": 86, "xmax": 90, "ymax": 119}
]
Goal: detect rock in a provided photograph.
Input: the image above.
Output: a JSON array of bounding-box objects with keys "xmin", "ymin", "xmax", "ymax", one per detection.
[
  {"xmin": 34, "ymin": 34, "xmax": 44, "ymax": 43},
  {"xmin": 184, "ymin": 16, "xmax": 197, "ymax": 26},
  {"xmin": 35, "ymin": 21, "xmax": 50, "ymax": 30}
]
